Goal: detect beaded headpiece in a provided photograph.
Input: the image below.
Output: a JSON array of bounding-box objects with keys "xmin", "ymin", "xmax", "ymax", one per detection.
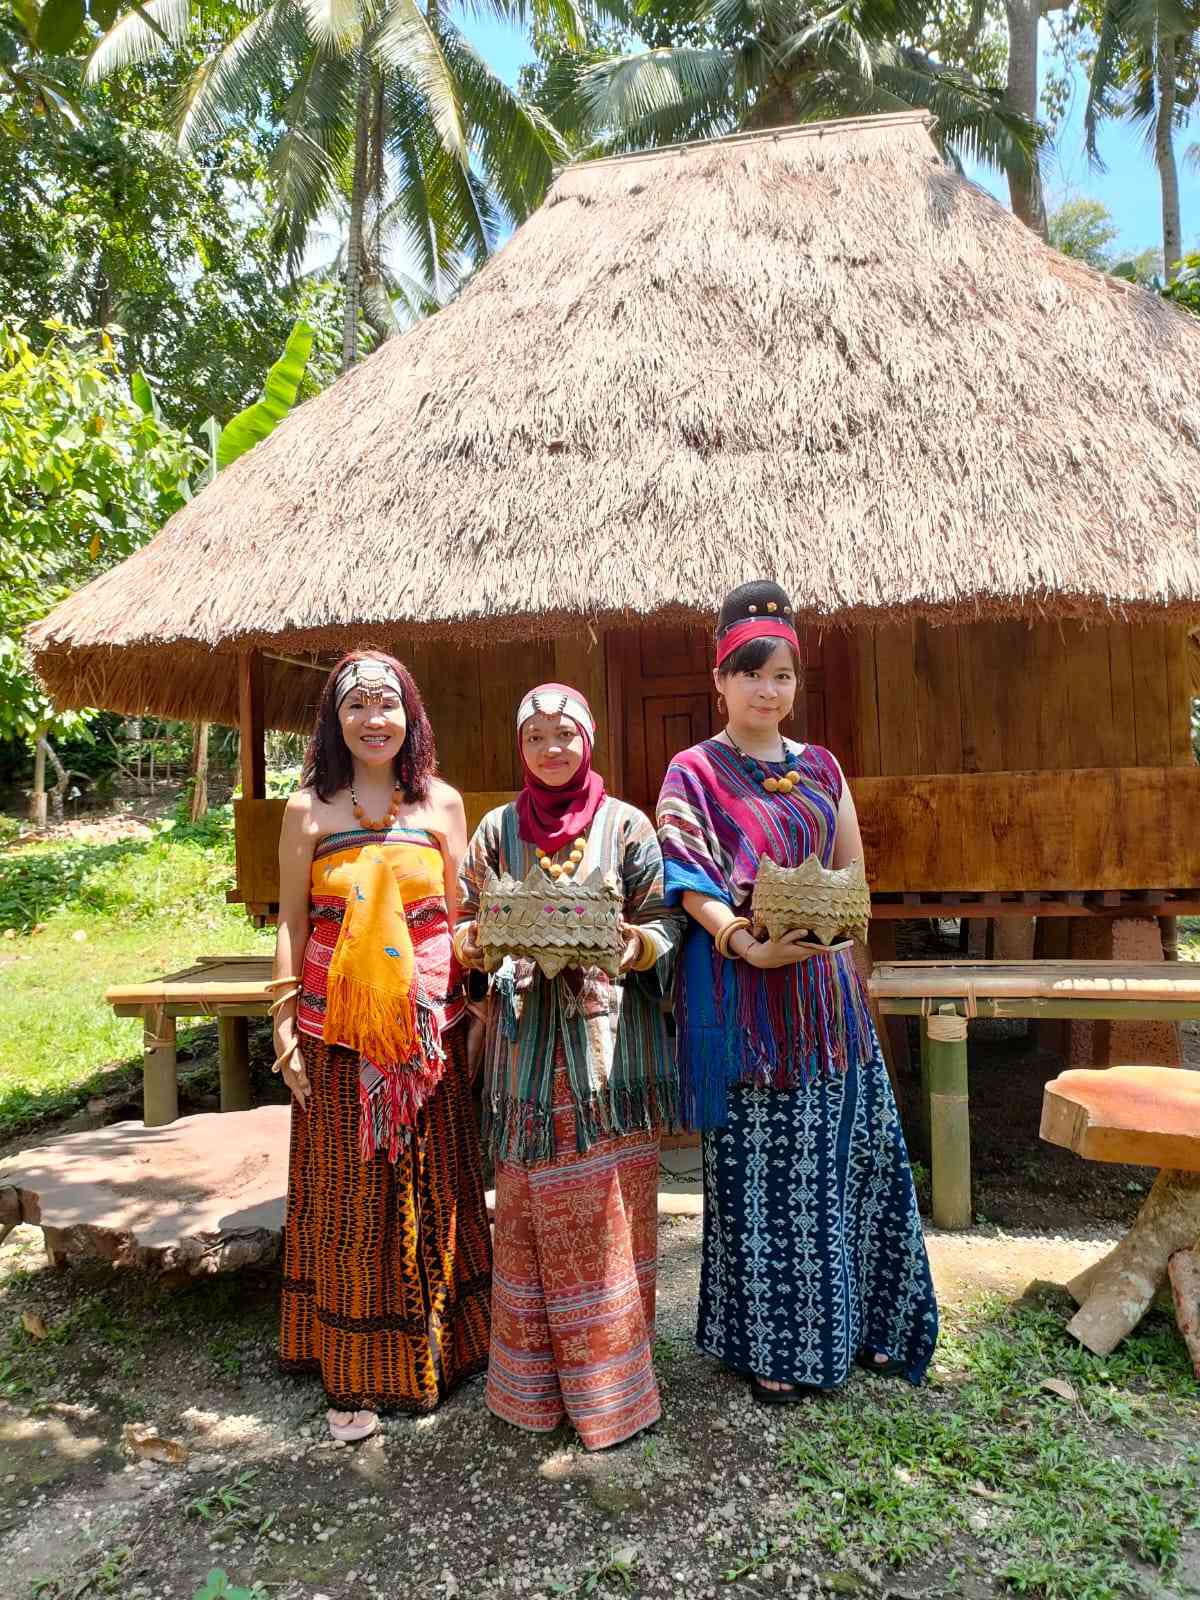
[
  {"xmin": 715, "ymin": 579, "xmax": 800, "ymax": 668},
  {"xmin": 335, "ymin": 659, "xmax": 405, "ymax": 711},
  {"xmin": 516, "ymin": 685, "xmax": 595, "ymax": 742}
]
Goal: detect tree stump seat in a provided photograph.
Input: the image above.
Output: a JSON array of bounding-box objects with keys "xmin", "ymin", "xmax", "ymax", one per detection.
[
  {"xmin": 1039, "ymin": 1065, "xmax": 1200, "ymax": 1373},
  {"xmin": 1040, "ymin": 1066, "xmax": 1200, "ymax": 1171}
]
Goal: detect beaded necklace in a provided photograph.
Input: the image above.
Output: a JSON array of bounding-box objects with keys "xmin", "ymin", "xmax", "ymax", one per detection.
[
  {"xmin": 351, "ymin": 782, "xmax": 403, "ymax": 831},
  {"xmin": 724, "ymin": 733, "xmax": 802, "ymax": 795},
  {"xmin": 537, "ymin": 835, "xmax": 588, "ymax": 880}
]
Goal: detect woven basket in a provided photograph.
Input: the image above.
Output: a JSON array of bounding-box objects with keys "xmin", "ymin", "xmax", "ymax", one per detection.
[
  {"xmin": 751, "ymin": 855, "xmax": 871, "ymax": 946},
  {"xmin": 478, "ymin": 865, "xmax": 625, "ymax": 979}
]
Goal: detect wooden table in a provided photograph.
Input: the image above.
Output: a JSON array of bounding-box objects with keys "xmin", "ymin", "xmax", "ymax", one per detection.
[
  {"xmin": 106, "ymin": 956, "xmax": 274, "ymax": 1127},
  {"xmin": 868, "ymin": 960, "xmax": 1200, "ymax": 1232}
]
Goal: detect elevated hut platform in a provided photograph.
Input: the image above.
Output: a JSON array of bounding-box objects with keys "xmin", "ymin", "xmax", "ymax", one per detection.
[{"xmin": 0, "ymin": 1108, "xmax": 289, "ymax": 1276}]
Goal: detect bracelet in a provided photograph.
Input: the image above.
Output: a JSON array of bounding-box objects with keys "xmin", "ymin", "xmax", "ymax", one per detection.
[
  {"xmin": 272, "ymin": 1037, "xmax": 302, "ymax": 1076},
  {"xmin": 715, "ymin": 917, "xmax": 752, "ymax": 960},
  {"xmin": 451, "ymin": 922, "xmax": 480, "ymax": 969},
  {"xmin": 629, "ymin": 927, "xmax": 659, "ymax": 972}
]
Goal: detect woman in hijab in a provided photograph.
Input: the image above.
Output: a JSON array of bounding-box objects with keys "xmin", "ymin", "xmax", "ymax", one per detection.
[{"xmin": 456, "ymin": 683, "xmax": 683, "ymax": 1449}]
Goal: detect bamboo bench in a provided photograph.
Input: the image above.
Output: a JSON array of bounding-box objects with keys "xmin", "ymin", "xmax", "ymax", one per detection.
[
  {"xmin": 105, "ymin": 956, "xmax": 275, "ymax": 1126},
  {"xmin": 870, "ymin": 960, "xmax": 1200, "ymax": 1232}
]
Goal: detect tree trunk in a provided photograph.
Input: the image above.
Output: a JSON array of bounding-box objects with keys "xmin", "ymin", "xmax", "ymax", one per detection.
[
  {"xmin": 341, "ymin": 52, "xmax": 373, "ymax": 373},
  {"xmin": 1005, "ymin": 0, "xmax": 1048, "ymax": 237},
  {"xmin": 361, "ymin": 67, "xmax": 402, "ymax": 346},
  {"xmin": 1155, "ymin": 35, "xmax": 1181, "ymax": 280},
  {"xmin": 1066, "ymin": 1169, "xmax": 1200, "ymax": 1355},
  {"xmin": 1168, "ymin": 1247, "xmax": 1200, "ymax": 1377},
  {"xmin": 40, "ymin": 737, "xmax": 69, "ymax": 824},
  {"xmin": 28, "ymin": 726, "xmax": 48, "ymax": 830},
  {"xmin": 189, "ymin": 722, "xmax": 210, "ymax": 824}
]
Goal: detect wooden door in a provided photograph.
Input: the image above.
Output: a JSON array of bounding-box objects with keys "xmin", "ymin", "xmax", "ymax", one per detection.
[{"xmin": 608, "ymin": 625, "xmax": 857, "ymax": 813}]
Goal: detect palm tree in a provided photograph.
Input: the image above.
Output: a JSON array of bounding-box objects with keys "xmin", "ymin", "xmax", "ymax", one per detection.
[
  {"xmin": 87, "ymin": 0, "xmax": 576, "ymax": 363},
  {"xmin": 546, "ymin": 0, "xmax": 1039, "ymax": 187},
  {"xmin": 1085, "ymin": 0, "xmax": 1200, "ymax": 281}
]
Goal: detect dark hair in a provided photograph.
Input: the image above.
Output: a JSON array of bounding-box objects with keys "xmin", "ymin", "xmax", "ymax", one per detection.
[
  {"xmin": 716, "ymin": 635, "xmax": 802, "ymax": 679},
  {"xmin": 301, "ymin": 649, "xmax": 436, "ymax": 804}
]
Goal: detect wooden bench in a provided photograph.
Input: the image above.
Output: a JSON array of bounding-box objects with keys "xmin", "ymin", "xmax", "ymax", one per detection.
[
  {"xmin": 105, "ymin": 956, "xmax": 274, "ymax": 1126},
  {"xmin": 1040, "ymin": 1065, "xmax": 1200, "ymax": 1371}
]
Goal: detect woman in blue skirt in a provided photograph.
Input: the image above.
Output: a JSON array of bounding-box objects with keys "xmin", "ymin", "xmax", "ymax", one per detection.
[{"xmin": 656, "ymin": 581, "xmax": 938, "ymax": 1402}]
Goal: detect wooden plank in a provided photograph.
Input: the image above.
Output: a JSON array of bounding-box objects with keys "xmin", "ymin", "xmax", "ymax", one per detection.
[
  {"xmin": 233, "ymin": 798, "xmax": 287, "ymax": 906},
  {"xmin": 1065, "ymin": 624, "xmax": 1118, "ymax": 769},
  {"xmin": 424, "ymin": 644, "xmax": 481, "ymax": 791},
  {"xmin": 238, "ymin": 652, "xmax": 266, "ymax": 801},
  {"xmin": 554, "ymin": 632, "xmax": 610, "ymax": 778},
  {"xmin": 875, "ymin": 623, "xmax": 919, "ymax": 776},
  {"xmin": 1164, "ymin": 624, "xmax": 1193, "ymax": 767},
  {"xmin": 870, "ymin": 959, "xmax": 1200, "ymax": 1002},
  {"xmin": 849, "ymin": 627, "xmax": 881, "ymax": 777},
  {"xmin": 912, "ymin": 621, "xmax": 962, "ymax": 775},
  {"xmin": 1131, "ymin": 621, "xmax": 1172, "ymax": 767},
  {"xmin": 479, "ymin": 639, "xmax": 556, "ymax": 791},
  {"xmin": 605, "ymin": 627, "xmax": 626, "ymax": 799},
  {"xmin": 1107, "ymin": 624, "xmax": 1137, "ymax": 767},
  {"xmin": 464, "ymin": 790, "xmax": 518, "ymax": 836},
  {"xmin": 957, "ymin": 624, "xmax": 1003, "ymax": 773},
  {"xmin": 854, "ymin": 766, "xmax": 1200, "ymax": 894}
]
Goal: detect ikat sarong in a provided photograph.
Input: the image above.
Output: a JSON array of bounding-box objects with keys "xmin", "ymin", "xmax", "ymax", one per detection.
[
  {"xmin": 485, "ymin": 1054, "xmax": 662, "ymax": 1449},
  {"xmin": 698, "ymin": 1036, "xmax": 938, "ymax": 1388}
]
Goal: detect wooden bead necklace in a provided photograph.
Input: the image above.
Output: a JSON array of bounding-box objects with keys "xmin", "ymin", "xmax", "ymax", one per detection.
[
  {"xmin": 351, "ymin": 782, "xmax": 403, "ymax": 831},
  {"xmin": 726, "ymin": 734, "xmax": 802, "ymax": 795},
  {"xmin": 537, "ymin": 836, "xmax": 589, "ymax": 880}
]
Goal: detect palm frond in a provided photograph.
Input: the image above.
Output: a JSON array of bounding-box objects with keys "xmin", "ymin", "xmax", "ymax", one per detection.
[
  {"xmin": 868, "ymin": 45, "xmax": 1041, "ymax": 178},
  {"xmin": 300, "ymin": 0, "xmax": 359, "ymax": 47},
  {"xmin": 85, "ymin": 0, "xmax": 191, "ymax": 81},
  {"xmin": 174, "ymin": 0, "xmax": 310, "ymax": 147},
  {"xmin": 269, "ymin": 50, "xmax": 357, "ymax": 269},
  {"xmin": 371, "ymin": 0, "xmax": 467, "ymax": 163},
  {"xmin": 578, "ymin": 45, "xmax": 736, "ymax": 137},
  {"xmin": 439, "ymin": 23, "xmax": 567, "ymax": 223}
]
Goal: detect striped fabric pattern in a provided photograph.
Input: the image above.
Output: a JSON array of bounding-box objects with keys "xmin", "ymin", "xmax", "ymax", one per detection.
[
  {"xmin": 459, "ymin": 797, "xmax": 684, "ymax": 1162},
  {"xmin": 657, "ymin": 740, "xmax": 874, "ymax": 1131}
]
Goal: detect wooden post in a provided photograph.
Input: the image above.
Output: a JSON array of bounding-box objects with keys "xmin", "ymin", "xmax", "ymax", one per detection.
[
  {"xmin": 925, "ymin": 1004, "xmax": 971, "ymax": 1230},
  {"xmin": 238, "ymin": 651, "xmax": 266, "ymax": 801},
  {"xmin": 143, "ymin": 1009, "xmax": 179, "ymax": 1127},
  {"xmin": 918, "ymin": 1019, "xmax": 932, "ymax": 1165},
  {"xmin": 218, "ymin": 1016, "xmax": 252, "ymax": 1113}
]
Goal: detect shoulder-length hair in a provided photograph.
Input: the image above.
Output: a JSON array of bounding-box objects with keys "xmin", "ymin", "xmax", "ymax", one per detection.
[{"xmin": 301, "ymin": 649, "xmax": 436, "ymax": 804}]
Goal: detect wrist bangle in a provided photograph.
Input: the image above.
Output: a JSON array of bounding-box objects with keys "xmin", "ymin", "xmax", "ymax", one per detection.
[
  {"xmin": 715, "ymin": 917, "xmax": 752, "ymax": 959},
  {"xmin": 630, "ymin": 927, "xmax": 658, "ymax": 972}
]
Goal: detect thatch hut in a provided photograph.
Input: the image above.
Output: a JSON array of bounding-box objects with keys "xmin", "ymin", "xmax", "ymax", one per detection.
[{"xmin": 29, "ymin": 112, "xmax": 1200, "ymax": 980}]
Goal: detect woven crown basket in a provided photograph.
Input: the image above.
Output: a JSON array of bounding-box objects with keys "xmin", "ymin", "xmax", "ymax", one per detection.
[
  {"xmin": 478, "ymin": 866, "xmax": 625, "ymax": 979},
  {"xmin": 751, "ymin": 855, "xmax": 871, "ymax": 946}
]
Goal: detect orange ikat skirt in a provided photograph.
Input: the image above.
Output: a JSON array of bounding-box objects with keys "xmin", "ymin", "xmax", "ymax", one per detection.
[{"xmin": 279, "ymin": 1023, "xmax": 492, "ymax": 1412}]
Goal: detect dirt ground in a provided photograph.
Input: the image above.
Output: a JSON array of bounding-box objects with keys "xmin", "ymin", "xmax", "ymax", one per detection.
[{"xmin": 0, "ymin": 968, "xmax": 1196, "ymax": 1600}]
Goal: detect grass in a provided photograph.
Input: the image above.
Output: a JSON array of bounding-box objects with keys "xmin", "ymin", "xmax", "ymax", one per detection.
[
  {"xmin": 0, "ymin": 806, "xmax": 271, "ymax": 1140},
  {"xmin": 779, "ymin": 1292, "xmax": 1200, "ymax": 1600}
]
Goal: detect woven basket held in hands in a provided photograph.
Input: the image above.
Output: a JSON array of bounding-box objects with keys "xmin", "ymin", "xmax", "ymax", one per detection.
[
  {"xmin": 478, "ymin": 865, "xmax": 625, "ymax": 979},
  {"xmin": 751, "ymin": 855, "xmax": 871, "ymax": 946}
]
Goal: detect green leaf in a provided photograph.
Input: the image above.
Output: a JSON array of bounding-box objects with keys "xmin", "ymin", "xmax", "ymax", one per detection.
[
  {"xmin": 36, "ymin": 0, "xmax": 87, "ymax": 54},
  {"xmin": 215, "ymin": 320, "xmax": 313, "ymax": 470},
  {"xmin": 130, "ymin": 370, "xmax": 160, "ymax": 419},
  {"xmin": 89, "ymin": 0, "xmax": 120, "ymax": 26}
]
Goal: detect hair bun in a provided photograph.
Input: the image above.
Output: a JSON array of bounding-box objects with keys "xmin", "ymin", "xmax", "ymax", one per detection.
[{"xmin": 717, "ymin": 580, "xmax": 794, "ymax": 637}]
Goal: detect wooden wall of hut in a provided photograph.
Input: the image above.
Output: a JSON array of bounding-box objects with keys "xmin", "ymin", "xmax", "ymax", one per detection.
[{"xmin": 232, "ymin": 616, "xmax": 1200, "ymax": 915}]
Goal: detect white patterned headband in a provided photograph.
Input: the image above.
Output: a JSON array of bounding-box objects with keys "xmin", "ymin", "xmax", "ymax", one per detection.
[
  {"xmin": 516, "ymin": 685, "xmax": 595, "ymax": 742},
  {"xmin": 334, "ymin": 660, "xmax": 405, "ymax": 710}
]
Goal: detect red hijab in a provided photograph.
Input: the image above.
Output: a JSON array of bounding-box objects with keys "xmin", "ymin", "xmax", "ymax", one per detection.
[{"xmin": 514, "ymin": 683, "xmax": 607, "ymax": 854}]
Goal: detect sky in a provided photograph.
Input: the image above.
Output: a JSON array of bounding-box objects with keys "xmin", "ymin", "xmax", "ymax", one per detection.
[{"xmin": 453, "ymin": 8, "xmax": 1198, "ymax": 261}]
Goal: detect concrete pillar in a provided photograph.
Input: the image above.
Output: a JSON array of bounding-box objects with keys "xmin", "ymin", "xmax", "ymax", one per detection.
[{"xmin": 1065, "ymin": 916, "xmax": 1181, "ymax": 1067}]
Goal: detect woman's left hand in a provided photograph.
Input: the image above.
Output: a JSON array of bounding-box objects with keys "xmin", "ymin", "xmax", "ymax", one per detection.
[{"xmin": 619, "ymin": 922, "xmax": 645, "ymax": 974}]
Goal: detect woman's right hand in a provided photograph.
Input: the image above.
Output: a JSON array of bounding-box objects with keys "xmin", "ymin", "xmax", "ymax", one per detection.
[
  {"xmin": 457, "ymin": 920, "xmax": 485, "ymax": 970},
  {"xmin": 742, "ymin": 930, "xmax": 821, "ymax": 970},
  {"xmin": 275, "ymin": 1035, "xmax": 311, "ymax": 1109}
]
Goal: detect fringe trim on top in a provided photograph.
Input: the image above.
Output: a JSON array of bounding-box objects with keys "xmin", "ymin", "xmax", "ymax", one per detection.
[
  {"xmin": 676, "ymin": 940, "xmax": 875, "ymax": 1132},
  {"xmin": 355, "ymin": 987, "xmax": 446, "ymax": 1162},
  {"xmin": 486, "ymin": 1076, "xmax": 680, "ymax": 1165},
  {"xmin": 325, "ymin": 968, "xmax": 418, "ymax": 1068}
]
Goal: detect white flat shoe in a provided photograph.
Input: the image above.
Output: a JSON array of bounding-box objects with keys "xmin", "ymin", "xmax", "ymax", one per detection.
[{"xmin": 327, "ymin": 1408, "xmax": 379, "ymax": 1442}]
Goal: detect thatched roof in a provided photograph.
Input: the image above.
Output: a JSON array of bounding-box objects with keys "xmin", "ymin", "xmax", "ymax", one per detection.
[{"xmin": 30, "ymin": 110, "xmax": 1200, "ymax": 729}]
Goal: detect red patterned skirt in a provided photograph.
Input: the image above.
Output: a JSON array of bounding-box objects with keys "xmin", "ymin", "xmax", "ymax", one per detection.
[
  {"xmin": 485, "ymin": 1055, "xmax": 661, "ymax": 1450},
  {"xmin": 280, "ymin": 1023, "xmax": 492, "ymax": 1411}
]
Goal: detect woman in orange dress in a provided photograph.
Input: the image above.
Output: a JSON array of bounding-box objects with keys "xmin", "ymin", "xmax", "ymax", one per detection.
[{"xmin": 271, "ymin": 650, "xmax": 492, "ymax": 1442}]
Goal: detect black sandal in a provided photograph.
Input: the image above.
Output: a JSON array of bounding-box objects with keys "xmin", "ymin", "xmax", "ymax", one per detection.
[
  {"xmin": 750, "ymin": 1376, "xmax": 819, "ymax": 1406},
  {"xmin": 855, "ymin": 1351, "xmax": 906, "ymax": 1379}
]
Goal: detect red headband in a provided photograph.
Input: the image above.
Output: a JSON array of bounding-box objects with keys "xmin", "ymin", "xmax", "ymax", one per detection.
[{"xmin": 715, "ymin": 617, "xmax": 801, "ymax": 668}]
